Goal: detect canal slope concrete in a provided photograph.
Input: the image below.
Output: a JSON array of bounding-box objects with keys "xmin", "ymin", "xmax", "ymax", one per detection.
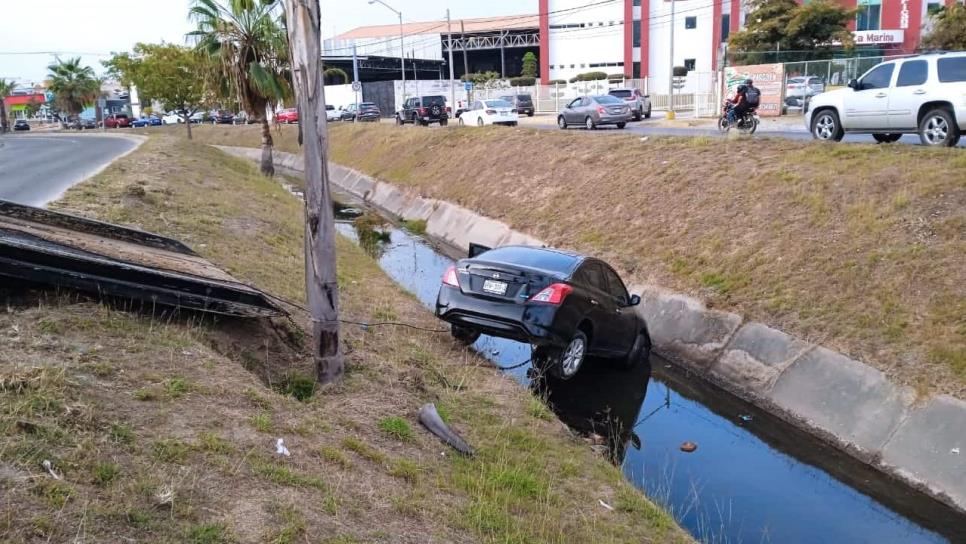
[{"xmin": 214, "ymin": 144, "xmax": 966, "ymax": 515}]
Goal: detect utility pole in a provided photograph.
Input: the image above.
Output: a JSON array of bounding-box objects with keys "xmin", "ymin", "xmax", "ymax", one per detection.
[
  {"xmin": 447, "ymin": 9, "xmax": 455, "ymax": 112},
  {"xmin": 668, "ymin": 0, "xmax": 676, "ymax": 113},
  {"xmin": 352, "ymin": 44, "xmax": 360, "ymax": 109},
  {"xmin": 460, "ymin": 19, "xmax": 469, "ymax": 77},
  {"xmin": 368, "ymin": 0, "xmax": 404, "ymax": 101},
  {"xmin": 283, "ymin": 0, "xmax": 344, "ymax": 385}
]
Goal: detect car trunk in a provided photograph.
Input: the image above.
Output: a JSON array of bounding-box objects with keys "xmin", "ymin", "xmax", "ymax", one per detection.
[{"xmin": 458, "ymin": 260, "xmax": 558, "ymax": 303}]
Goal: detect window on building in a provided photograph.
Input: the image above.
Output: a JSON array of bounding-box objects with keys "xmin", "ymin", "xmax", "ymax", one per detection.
[
  {"xmin": 580, "ymin": 64, "xmax": 586, "ymax": 68},
  {"xmin": 896, "ymin": 60, "xmax": 928, "ymax": 86},
  {"xmin": 926, "ymin": 1, "xmax": 942, "ymax": 13},
  {"xmin": 633, "ymin": 20, "xmax": 641, "ymax": 47},
  {"xmin": 633, "ymin": 61, "xmax": 641, "ymax": 78},
  {"xmin": 722, "ymin": 14, "xmax": 730, "ymax": 41},
  {"xmin": 685, "ymin": 16, "xmax": 697, "ymax": 29},
  {"xmin": 684, "ymin": 58, "xmax": 696, "ymax": 71},
  {"xmin": 570, "ymin": 64, "xmax": 575, "ymax": 69},
  {"xmin": 938, "ymin": 57, "xmax": 966, "ymax": 82},
  {"xmin": 856, "ymin": 0, "xmax": 881, "ymax": 31},
  {"xmin": 633, "ymin": 0, "xmax": 641, "ymax": 5}
]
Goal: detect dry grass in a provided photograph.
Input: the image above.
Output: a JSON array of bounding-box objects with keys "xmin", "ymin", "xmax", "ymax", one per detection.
[
  {"xmin": 187, "ymin": 122, "xmax": 966, "ymax": 395},
  {"xmin": 0, "ymin": 133, "xmax": 687, "ymax": 543}
]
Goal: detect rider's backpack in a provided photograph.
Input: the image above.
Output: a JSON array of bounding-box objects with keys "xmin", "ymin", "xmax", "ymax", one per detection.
[{"xmin": 745, "ymin": 86, "xmax": 761, "ymax": 106}]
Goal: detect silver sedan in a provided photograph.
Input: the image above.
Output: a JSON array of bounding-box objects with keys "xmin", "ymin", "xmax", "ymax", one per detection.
[{"xmin": 557, "ymin": 95, "xmax": 632, "ymax": 130}]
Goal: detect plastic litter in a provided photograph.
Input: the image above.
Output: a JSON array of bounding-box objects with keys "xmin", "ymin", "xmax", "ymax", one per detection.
[
  {"xmin": 951, "ymin": 447, "xmax": 960, "ymax": 455},
  {"xmin": 598, "ymin": 499, "xmax": 615, "ymax": 511},
  {"xmin": 41, "ymin": 459, "xmax": 60, "ymax": 480},
  {"xmin": 275, "ymin": 438, "xmax": 291, "ymax": 457}
]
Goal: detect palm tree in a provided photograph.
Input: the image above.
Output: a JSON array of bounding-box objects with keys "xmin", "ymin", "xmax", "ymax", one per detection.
[
  {"xmin": 46, "ymin": 57, "xmax": 101, "ymax": 129},
  {"xmin": 189, "ymin": 0, "xmax": 290, "ymax": 176},
  {"xmin": 0, "ymin": 79, "xmax": 14, "ymax": 133}
]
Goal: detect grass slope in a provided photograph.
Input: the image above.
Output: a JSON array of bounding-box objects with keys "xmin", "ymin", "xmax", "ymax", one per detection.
[
  {"xmin": 182, "ymin": 122, "xmax": 965, "ymax": 396},
  {"xmin": 0, "ymin": 133, "xmax": 687, "ymax": 543}
]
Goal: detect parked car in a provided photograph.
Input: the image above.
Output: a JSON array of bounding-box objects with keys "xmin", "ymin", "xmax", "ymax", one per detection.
[
  {"xmin": 458, "ymin": 99, "xmax": 518, "ymax": 127},
  {"xmin": 275, "ymin": 108, "xmax": 299, "ymax": 124},
  {"xmin": 161, "ymin": 111, "xmax": 183, "ymax": 124},
  {"xmin": 806, "ymin": 52, "xmax": 966, "ymax": 146},
  {"xmin": 607, "ymin": 88, "xmax": 651, "ymax": 120},
  {"xmin": 103, "ymin": 113, "xmax": 132, "ymax": 128},
  {"xmin": 785, "ymin": 76, "xmax": 826, "ymax": 101},
  {"xmin": 189, "ymin": 111, "xmax": 206, "ymax": 124},
  {"xmin": 435, "ymin": 245, "xmax": 650, "ymax": 380},
  {"xmin": 325, "ymin": 105, "xmax": 340, "ymax": 122},
  {"xmin": 557, "ymin": 95, "xmax": 631, "ymax": 130},
  {"xmin": 341, "ymin": 102, "xmax": 381, "ymax": 122},
  {"xmin": 81, "ymin": 118, "xmax": 97, "ymax": 130},
  {"xmin": 131, "ymin": 116, "xmax": 162, "ymax": 127},
  {"xmin": 498, "ymin": 94, "xmax": 535, "ymax": 117},
  {"xmin": 214, "ymin": 111, "xmax": 235, "ymax": 124},
  {"xmin": 13, "ymin": 119, "xmax": 29, "ymax": 131},
  {"xmin": 396, "ymin": 95, "xmax": 449, "ymax": 126}
]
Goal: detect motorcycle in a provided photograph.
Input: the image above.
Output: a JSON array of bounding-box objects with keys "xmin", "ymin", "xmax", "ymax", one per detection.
[{"xmin": 718, "ymin": 100, "xmax": 759, "ymax": 134}]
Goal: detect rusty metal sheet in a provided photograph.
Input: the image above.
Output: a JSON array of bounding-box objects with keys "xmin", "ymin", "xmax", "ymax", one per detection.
[{"xmin": 0, "ymin": 199, "xmax": 284, "ymax": 317}]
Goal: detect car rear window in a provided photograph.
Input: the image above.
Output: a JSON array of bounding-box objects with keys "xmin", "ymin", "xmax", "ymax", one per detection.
[
  {"xmin": 594, "ymin": 95, "xmax": 622, "ymax": 104},
  {"xmin": 360, "ymin": 103, "xmax": 376, "ymax": 107},
  {"xmin": 326, "ymin": 105, "xmax": 334, "ymax": 110},
  {"xmin": 421, "ymin": 96, "xmax": 446, "ymax": 106},
  {"xmin": 475, "ymin": 246, "xmax": 580, "ymax": 274},
  {"xmin": 609, "ymin": 90, "xmax": 632, "ymax": 98},
  {"xmin": 516, "ymin": 94, "xmax": 532, "ymax": 101},
  {"xmin": 484, "ymin": 99, "xmax": 512, "ymax": 107},
  {"xmin": 937, "ymin": 57, "xmax": 966, "ymax": 83}
]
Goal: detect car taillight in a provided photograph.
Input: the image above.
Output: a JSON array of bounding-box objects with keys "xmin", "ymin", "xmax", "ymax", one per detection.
[
  {"xmin": 624, "ymin": 97, "xmax": 634, "ymax": 101},
  {"xmin": 485, "ymin": 109, "xmax": 496, "ymax": 115},
  {"xmin": 597, "ymin": 106, "xmax": 606, "ymax": 114},
  {"xmin": 442, "ymin": 266, "xmax": 460, "ymax": 287},
  {"xmin": 529, "ymin": 283, "xmax": 573, "ymax": 304},
  {"xmin": 446, "ymin": 106, "xmax": 452, "ymax": 113}
]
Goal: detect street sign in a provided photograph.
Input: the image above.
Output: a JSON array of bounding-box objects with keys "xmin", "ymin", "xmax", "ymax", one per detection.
[
  {"xmin": 463, "ymin": 81, "xmax": 473, "ymax": 91},
  {"xmin": 351, "ymin": 81, "xmax": 361, "ymax": 92}
]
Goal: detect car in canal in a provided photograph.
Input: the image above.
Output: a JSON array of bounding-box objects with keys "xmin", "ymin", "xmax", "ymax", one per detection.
[
  {"xmin": 557, "ymin": 95, "xmax": 632, "ymax": 130},
  {"xmin": 435, "ymin": 245, "xmax": 650, "ymax": 380}
]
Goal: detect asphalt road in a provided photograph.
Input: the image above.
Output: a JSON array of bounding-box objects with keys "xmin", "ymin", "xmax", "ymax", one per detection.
[{"xmin": 0, "ymin": 133, "xmax": 138, "ymax": 206}]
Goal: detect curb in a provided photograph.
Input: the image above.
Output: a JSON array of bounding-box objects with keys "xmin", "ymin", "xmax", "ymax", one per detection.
[{"xmin": 214, "ymin": 144, "xmax": 966, "ymax": 514}]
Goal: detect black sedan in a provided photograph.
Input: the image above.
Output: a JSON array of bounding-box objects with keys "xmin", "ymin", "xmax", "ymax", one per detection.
[
  {"xmin": 435, "ymin": 245, "xmax": 650, "ymax": 379},
  {"xmin": 13, "ymin": 120, "xmax": 30, "ymax": 131}
]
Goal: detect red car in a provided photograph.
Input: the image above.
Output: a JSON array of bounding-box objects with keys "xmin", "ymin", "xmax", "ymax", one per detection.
[
  {"xmin": 103, "ymin": 113, "xmax": 132, "ymax": 128},
  {"xmin": 275, "ymin": 108, "xmax": 298, "ymax": 124}
]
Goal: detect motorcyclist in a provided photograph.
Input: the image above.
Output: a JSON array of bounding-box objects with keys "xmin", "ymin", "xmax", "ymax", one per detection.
[{"xmin": 727, "ymin": 83, "xmax": 748, "ymax": 125}]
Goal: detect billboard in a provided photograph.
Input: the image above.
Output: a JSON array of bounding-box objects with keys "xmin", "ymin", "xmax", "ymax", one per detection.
[{"xmin": 724, "ymin": 63, "xmax": 785, "ymax": 117}]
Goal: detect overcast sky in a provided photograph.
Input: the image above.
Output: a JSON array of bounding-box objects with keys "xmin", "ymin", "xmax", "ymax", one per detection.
[{"xmin": 0, "ymin": 0, "xmax": 536, "ymax": 85}]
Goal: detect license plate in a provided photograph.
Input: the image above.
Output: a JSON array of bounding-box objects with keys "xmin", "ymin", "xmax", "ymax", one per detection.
[
  {"xmin": 500, "ymin": 112, "xmax": 508, "ymax": 116},
  {"xmin": 482, "ymin": 279, "xmax": 507, "ymax": 295}
]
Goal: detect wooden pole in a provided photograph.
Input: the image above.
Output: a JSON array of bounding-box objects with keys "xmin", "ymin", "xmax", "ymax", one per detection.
[{"xmin": 284, "ymin": 0, "xmax": 344, "ymax": 384}]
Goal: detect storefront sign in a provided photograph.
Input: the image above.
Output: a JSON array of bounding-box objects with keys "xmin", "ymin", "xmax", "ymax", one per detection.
[
  {"xmin": 900, "ymin": 0, "xmax": 910, "ymax": 29},
  {"xmin": 853, "ymin": 29, "xmax": 905, "ymax": 44},
  {"xmin": 724, "ymin": 63, "xmax": 784, "ymax": 117}
]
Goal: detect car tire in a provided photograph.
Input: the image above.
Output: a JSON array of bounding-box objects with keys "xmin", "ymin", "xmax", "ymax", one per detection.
[
  {"xmin": 811, "ymin": 109, "xmax": 844, "ymax": 142},
  {"xmin": 450, "ymin": 324, "xmax": 481, "ymax": 346},
  {"xmin": 918, "ymin": 108, "xmax": 959, "ymax": 147},
  {"xmin": 619, "ymin": 331, "xmax": 651, "ymax": 370},
  {"xmin": 633, "ymin": 109, "xmax": 642, "ymax": 121},
  {"xmin": 872, "ymin": 133, "xmax": 902, "ymax": 144},
  {"xmin": 509, "ymin": 122, "xmax": 518, "ymax": 127},
  {"xmin": 477, "ymin": 117, "xmax": 484, "ymax": 127},
  {"xmin": 585, "ymin": 116, "xmax": 596, "ymax": 130},
  {"xmin": 557, "ymin": 116, "xmax": 567, "ymax": 129},
  {"xmin": 616, "ymin": 122, "xmax": 626, "ymax": 129},
  {"xmin": 527, "ymin": 111, "xmax": 534, "ymax": 117},
  {"xmin": 458, "ymin": 117, "xmax": 465, "ymax": 126},
  {"xmin": 395, "ymin": 115, "xmax": 403, "ymax": 125},
  {"xmin": 440, "ymin": 118, "xmax": 448, "ymax": 126},
  {"xmin": 644, "ymin": 106, "xmax": 652, "ymax": 119},
  {"xmin": 552, "ymin": 330, "xmax": 588, "ymax": 380}
]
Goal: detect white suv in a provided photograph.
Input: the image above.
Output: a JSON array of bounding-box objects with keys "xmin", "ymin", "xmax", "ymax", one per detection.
[{"xmin": 805, "ymin": 52, "xmax": 966, "ymax": 146}]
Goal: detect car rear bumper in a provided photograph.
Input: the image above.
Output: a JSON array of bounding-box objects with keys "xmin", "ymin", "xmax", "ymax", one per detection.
[
  {"xmin": 435, "ymin": 286, "xmax": 566, "ymax": 345},
  {"xmin": 516, "ymin": 107, "xmax": 534, "ymax": 114},
  {"xmin": 597, "ymin": 113, "xmax": 632, "ymax": 124}
]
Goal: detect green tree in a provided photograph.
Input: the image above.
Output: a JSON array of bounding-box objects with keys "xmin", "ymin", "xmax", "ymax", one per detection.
[
  {"xmin": 323, "ymin": 67, "xmax": 348, "ymax": 85},
  {"xmin": 104, "ymin": 43, "xmax": 211, "ymax": 139},
  {"xmin": 521, "ymin": 51, "xmax": 537, "ymax": 78},
  {"xmin": 46, "ymin": 57, "xmax": 101, "ymax": 129},
  {"xmin": 0, "ymin": 79, "xmax": 13, "ymax": 133},
  {"xmin": 189, "ymin": 0, "xmax": 290, "ymax": 176},
  {"xmin": 728, "ymin": 0, "xmax": 853, "ymax": 63},
  {"xmin": 922, "ymin": 4, "xmax": 966, "ymax": 50}
]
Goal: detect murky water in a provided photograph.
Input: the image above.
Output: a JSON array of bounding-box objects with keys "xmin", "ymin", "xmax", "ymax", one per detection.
[{"xmin": 335, "ymin": 212, "xmax": 964, "ymax": 544}]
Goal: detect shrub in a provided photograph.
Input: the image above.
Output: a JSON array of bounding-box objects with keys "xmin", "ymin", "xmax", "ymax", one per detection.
[
  {"xmin": 508, "ymin": 76, "xmax": 535, "ymax": 87},
  {"xmin": 607, "ymin": 73, "xmax": 629, "ymax": 81},
  {"xmin": 378, "ymin": 416, "xmax": 414, "ymax": 442},
  {"xmin": 576, "ymin": 71, "xmax": 608, "ymax": 82},
  {"xmin": 547, "ymin": 79, "xmax": 567, "ymax": 85}
]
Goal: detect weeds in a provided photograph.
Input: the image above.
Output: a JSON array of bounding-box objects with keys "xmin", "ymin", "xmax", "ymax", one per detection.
[
  {"xmin": 377, "ymin": 416, "xmax": 414, "ymax": 442},
  {"xmin": 251, "ymin": 412, "xmax": 273, "ymax": 433}
]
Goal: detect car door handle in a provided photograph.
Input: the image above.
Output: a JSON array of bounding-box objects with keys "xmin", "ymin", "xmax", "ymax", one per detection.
[
  {"xmin": 913, "ymin": 89, "xmax": 926, "ymax": 95},
  {"xmin": 875, "ymin": 93, "xmax": 887, "ymax": 98}
]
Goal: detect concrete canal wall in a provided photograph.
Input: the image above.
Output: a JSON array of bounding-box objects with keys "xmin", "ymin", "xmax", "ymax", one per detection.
[{"xmin": 215, "ymin": 145, "xmax": 966, "ymax": 515}]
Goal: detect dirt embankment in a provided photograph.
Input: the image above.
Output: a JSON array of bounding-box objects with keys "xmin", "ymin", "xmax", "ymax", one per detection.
[
  {"xmin": 0, "ymin": 133, "xmax": 687, "ymax": 543},
  {"xmin": 173, "ymin": 121, "xmax": 966, "ymax": 397}
]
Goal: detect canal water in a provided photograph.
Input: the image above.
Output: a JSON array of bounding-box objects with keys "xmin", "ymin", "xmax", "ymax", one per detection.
[{"xmin": 334, "ymin": 213, "xmax": 964, "ymax": 544}]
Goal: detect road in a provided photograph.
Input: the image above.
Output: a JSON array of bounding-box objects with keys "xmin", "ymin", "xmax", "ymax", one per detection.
[{"xmin": 0, "ymin": 133, "xmax": 139, "ymax": 206}]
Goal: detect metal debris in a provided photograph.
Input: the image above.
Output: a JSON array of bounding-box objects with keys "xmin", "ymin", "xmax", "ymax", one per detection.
[
  {"xmin": 418, "ymin": 403, "xmax": 474, "ymax": 456},
  {"xmin": 0, "ymin": 199, "xmax": 283, "ymax": 317}
]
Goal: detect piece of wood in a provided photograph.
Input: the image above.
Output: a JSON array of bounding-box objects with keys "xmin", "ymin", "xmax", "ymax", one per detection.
[{"xmin": 284, "ymin": 0, "xmax": 343, "ymax": 384}]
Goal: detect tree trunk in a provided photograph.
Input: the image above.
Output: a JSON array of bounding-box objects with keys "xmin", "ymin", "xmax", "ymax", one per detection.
[
  {"xmin": 0, "ymin": 104, "xmax": 7, "ymax": 133},
  {"xmin": 185, "ymin": 115, "xmax": 193, "ymax": 140},
  {"xmin": 259, "ymin": 116, "xmax": 275, "ymax": 177},
  {"xmin": 284, "ymin": 0, "xmax": 343, "ymax": 385}
]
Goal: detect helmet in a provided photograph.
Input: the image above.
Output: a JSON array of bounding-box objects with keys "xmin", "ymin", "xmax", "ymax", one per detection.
[
  {"xmin": 744, "ymin": 78, "xmax": 753, "ymax": 85},
  {"xmin": 736, "ymin": 84, "xmax": 748, "ymax": 93}
]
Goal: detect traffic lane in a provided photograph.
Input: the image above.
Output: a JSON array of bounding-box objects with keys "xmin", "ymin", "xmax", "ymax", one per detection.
[{"xmin": 0, "ymin": 134, "xmax": 138, "ymax": 206}]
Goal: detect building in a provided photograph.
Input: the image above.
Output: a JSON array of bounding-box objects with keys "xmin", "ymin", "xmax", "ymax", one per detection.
[
  {"xmin": 324, "ymin": 14, "xmax": 540, "ymax": 81},
  {"xmin": 3, "ymin": 92, "xmax": 47, "ymax": 120},
  {"xmin": 539, "ymin": 0, "xmax": 964, "ymax": 93}
]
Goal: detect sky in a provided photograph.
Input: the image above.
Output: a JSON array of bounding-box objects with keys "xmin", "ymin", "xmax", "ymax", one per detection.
[{"xmin": 0, "ymin": 0, "xmax": 536, "ymax": 86}]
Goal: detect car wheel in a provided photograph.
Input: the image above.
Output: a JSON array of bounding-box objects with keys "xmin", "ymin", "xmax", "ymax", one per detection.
[
  {"xmin": 811, "ymin": 109, "xmax": 843, "ymax": 142},
  {"xmin": 619, "ymin": 331, "xmax": 651, "ymax": 370},
  {"xmin": 510, "ymin": 122, "xmax": 518, "ymax": 127},
  {"xmin": 616, "ymin": 122, "xmax": 626, "ymax": 129},
  {"xmin": 555, "ymin": 331, "xmax": 588, "ymax": 379},
  {"xmin": 585, "ymin": 116, "xmax": 595, "ymax": 130},
  {"xmin": 527, "ymin": 111, "xmax": 534, "ymax": 117},
  {"xmin": 557, "ymin": 115, "xmax": 567, "ymax": 129},
  {"xmin": 450, "ymin": 324, "xmax": 480, "ymax": 346},
  {"xmin": 872, "ymin": 133, "xmax": 902, "ymax": 144},
  {"xmin": 439, "ymin": 118, "xmax": 448, "ymax": 126},
  {"xmin": 395, "ymin": 115, "xmax": 403, "ymax": 125},
  {"xmin": 477, "ymin": 117, "xmax": 484, "ymax": 127},
  {"xmin": 644, "ymin": 106, "xmax": 652, "ymax": 119},
  {"xmin": 633, "ymin": 109, "xmax": 642, "ymax": 121},
  {"xmin": 458, "ymin": 117, "xmax": 465, "ymax": 126},
  {"xmin": 919, "ymin": 108, "xmax": 959, "ymax": 147}
]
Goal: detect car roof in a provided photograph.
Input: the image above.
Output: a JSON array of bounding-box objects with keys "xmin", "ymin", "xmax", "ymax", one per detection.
[{"xmin": 470, "ymin": 245, "xmax": 586, "ymax": 275}]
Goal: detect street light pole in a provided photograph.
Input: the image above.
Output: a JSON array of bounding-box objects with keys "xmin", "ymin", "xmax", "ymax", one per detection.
[
  {"xmin": 447, "ymin": 9, "xmax": 455, "ymax": 112},
  {"xmin": 369, "ymin": 0, "xmax": 405, "ymax": 101},
  {"xmin": 668, "ymin": 0, "xmax": 676, "ymax": 114}
]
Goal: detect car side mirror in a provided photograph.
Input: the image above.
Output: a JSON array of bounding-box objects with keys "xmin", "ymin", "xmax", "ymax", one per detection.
[
  {"xmin": 628, "ymin": 294, "xmax": 641, "ymax": 307},
  {"xmin": 848, "ymin": 79, "xmax": 859, "ymax": 90}
]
